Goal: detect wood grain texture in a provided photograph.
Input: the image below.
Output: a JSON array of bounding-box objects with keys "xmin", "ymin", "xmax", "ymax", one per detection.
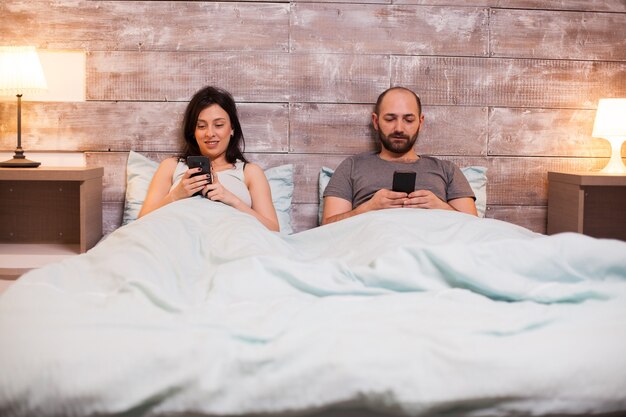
[
  {"xmin": 291, "ymin": 203, "xmax": 319, "ymax": 232},
  {"xmin": 0, "ymin": 102, "xmax": 289, "ymax": 153},
  {"xmin": 488, "ymin": 107, "xmax": 617, "ymax": 157},
  {"xmin": 87, "ymin": 52, "xmax": 389, "ymax": 103},
  {"xmin": 391, "ymin": 0, "xmax": 626, "ymax": 12},
  {"xmin": 201, "ymin": 0, "xmax": 626, "ymax": 11},
  {"xmin": 293, "ymin": 0, "xmax": 390, "ymax": 3},
  {"xmin": 485, "ymin": 205, "xmax": 547, "ymax": 234},
  {"xmin": 1, "ymin": 1, "xmax": 289, "ymax": 52},
  {"xmin": 490, "ymin": 9, "xmax": 626, "ymax": 61},
  {"xmin": 290, "ymin": 104, "xmax": 488, "ymax": 156},
  {"xmin": 103, "ymin": 202, "xmax": 124, "ymax": 237},
  {"xmin": 291, "ymin": 4, "xmax": 488, "ymax": 56},
  {"xmin": 287, "ymin": 54, "xmax": 390, "ymax": 103},
  {"xmin": 86, "ymin": 52, "xmax": 291, "ymax": 102},
  {"xmin": 487, "ymin": 157, "xmax": 607, "ymax": 205},
  {"xmin": 391, "ymin": 56, "xmax": 626, "ymax": 108}
]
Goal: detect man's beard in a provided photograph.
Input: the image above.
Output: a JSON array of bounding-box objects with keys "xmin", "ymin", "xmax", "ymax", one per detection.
[{"xmin": 378, "ymin": 128, "xmax": 419, "ymax": 154}]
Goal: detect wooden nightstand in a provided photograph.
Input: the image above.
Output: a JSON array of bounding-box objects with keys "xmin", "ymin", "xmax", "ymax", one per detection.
[
  {"xmin": 547, "ymin": 171, "xmax": 626, "ymax": 240},
  {"xmin": 0, "ymin": 166, "xmax": 104, "ymax": 278}
]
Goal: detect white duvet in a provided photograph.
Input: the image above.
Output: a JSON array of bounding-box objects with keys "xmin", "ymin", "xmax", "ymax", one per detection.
[{"xmin": 1, "ymin": 198, "xmax": 625, "ymax": 417}]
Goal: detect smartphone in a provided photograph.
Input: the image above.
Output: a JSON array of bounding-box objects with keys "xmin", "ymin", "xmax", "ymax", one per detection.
[
  {"xmin": 392, "ymin": 171, "xmax": 416, "ymax": 194},
  {"xmin": 187, "ymin": 156, "xmax": 212, "ymax": 196}
]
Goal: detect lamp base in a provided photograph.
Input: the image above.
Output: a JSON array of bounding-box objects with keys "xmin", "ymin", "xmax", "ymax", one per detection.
[
  {"xmin": 0, "ymin": 148, "xmax": 41, "ymax": 168},
  {"xmin": 599, "ymin": 137, "xmax": 626, "ymax": 175}
]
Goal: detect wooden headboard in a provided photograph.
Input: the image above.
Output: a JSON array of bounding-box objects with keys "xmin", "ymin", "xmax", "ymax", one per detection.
[{"xmin": 1, "ymin": 1, "xmax": 625, "ymax": 236}]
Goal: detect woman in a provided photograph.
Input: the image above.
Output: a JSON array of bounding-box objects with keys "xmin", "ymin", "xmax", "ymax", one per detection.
[{"xmin": 139, "ymin": 86, "xmax": 279, "ymax": 231}]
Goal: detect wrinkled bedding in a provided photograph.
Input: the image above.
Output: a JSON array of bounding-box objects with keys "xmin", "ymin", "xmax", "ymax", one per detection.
[{"xmin": 1, "ymin": 198, "xmax": 625, "ymax": 417}]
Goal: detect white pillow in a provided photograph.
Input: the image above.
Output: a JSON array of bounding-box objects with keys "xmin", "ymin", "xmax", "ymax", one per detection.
[
  {"xmin": 318, "ymin": 165, "xmax": 488, "ymax": 224},
  {"xmin": 460, "ymin": 166, "xmax": 487, "ymax": 218},
  {"xmin": 122, "ymin": 151, "xmax": 159, "ymax": 226},
  {"xmin": 123, "ymin": 151, "xmax": 294, "ymax": 234},
  {"xmin": 264, "ymin": 163, "xmax": 294, "ymax": 235}
]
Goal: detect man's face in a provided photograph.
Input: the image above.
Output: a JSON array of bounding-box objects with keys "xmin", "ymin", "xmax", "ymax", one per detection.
[{"xmin": 373, "ymin": 89, "xmax": 423, "ymax": 155}]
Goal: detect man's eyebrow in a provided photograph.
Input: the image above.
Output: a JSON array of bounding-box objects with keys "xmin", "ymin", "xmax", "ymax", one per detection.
[{"xmin": 383, "ymin": 113, "xmax": 416, "ymax": 118}]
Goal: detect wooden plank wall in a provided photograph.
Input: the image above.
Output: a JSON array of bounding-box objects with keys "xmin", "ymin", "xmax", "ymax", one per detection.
[{"xmin": 1, "ymin": 0, "xmax": 625, "ymax": 234}]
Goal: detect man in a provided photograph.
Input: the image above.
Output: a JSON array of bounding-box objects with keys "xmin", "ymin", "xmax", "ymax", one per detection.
[{"xmin": 322, "ymin": 86, "xmax": 477, "ymax": 225}]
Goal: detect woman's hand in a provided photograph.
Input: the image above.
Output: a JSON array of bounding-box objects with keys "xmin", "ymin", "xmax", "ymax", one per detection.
[
  {"xmin": 171, "ymin": 167, "xmax": 211, "ymax": 201},
  {"xmin": 202, "ymin": 167, "xmax": 242, "ymax": 208}
]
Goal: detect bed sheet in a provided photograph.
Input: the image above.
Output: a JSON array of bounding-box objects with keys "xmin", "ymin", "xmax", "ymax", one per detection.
[{"xmin": 1, "ymin": 198, "xmax": 625, "ymax": 417}]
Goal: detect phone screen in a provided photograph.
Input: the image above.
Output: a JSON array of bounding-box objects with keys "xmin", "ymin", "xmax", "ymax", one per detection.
[
  {"xmin": 392, "ymin": 171, "xmax": 416, "ymax": 194},
  {"xmin": 187, "ymin": 156, "xmax": 212, "ymax": 196},
  {"xmin": 187, "ymin": 156, "xmax": 211, "ymax": 178}
]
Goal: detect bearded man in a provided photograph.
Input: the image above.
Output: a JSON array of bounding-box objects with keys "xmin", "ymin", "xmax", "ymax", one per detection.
[{"xmin": 322, "ymin": 86, "xmax": 477, "ymax": 225}]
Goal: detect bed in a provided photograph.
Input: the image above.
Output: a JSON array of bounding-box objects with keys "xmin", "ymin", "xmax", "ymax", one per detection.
[{"xmin": 1, "ymin": 190, "xmax": 625, "ymax": 417}]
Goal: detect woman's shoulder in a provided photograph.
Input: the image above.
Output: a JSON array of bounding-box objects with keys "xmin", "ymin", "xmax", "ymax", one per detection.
[
  {"xmin": 159, "ymin": 157, "xmax": 181, "ymax": 168},
  {"xmin": 237, "ymin": 161, "xmax": 263, "ymax": 172},
  {"xmin": 242, "ymin": 162, "xmax": 270, "ymax": 185},
  {"xmin": 154, "ymin": 156, "xmax": 182, "ymax": 175}
]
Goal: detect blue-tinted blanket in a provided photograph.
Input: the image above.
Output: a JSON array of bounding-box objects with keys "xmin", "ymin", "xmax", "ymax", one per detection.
[{"xmin": 1, "ymin": 198, "xmax": 625, "ymax": 417}]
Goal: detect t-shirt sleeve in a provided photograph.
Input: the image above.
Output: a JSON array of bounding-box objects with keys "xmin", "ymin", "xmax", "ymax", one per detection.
[
  {"xmin": 446, "ymin": 163, "xmax": 476, "ymax": 201},
  {"xmin": 323, "ymin": 157, "xmax": 354, "ymax": 203}
]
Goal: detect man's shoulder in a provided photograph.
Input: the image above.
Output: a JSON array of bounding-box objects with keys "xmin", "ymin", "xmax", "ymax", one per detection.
[
  {"xmin": 343, "ymin": 151, "xmax": 377, "ymax": 160},
  {"xmin": 335, "ymin": 151, "xmax": 377, "ymax": 167},
  {"xmin": 420, "ymin": 155, "xmax": 457, "ymax": 170},
  {"xmin": 345, "ymin": 151, "xmax": 379, "ymax": 164}
]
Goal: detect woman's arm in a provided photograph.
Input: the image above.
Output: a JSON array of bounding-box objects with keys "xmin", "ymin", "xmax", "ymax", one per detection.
[
  {"xmin": 138, "ymin": 157, "xmax": 209, "ymax": 218},
  {"xmin": 243, "ymin": 163, "xmax": 280, "ymax": 231}
]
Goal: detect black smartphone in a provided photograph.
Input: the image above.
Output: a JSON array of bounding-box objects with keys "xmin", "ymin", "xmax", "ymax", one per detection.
[
  {"xmin": 187, "ymin": 156, "xmax": 212, "ymax": 196},
  {"xmin": 392, "ymin": 171, "xmax": 416, "ymax": 194}
]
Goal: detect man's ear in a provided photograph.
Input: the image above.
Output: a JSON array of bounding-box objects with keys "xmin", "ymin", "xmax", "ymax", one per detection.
[{"xmin": 371, "ymin": 112, "xmax": 379, "ymax": 130}]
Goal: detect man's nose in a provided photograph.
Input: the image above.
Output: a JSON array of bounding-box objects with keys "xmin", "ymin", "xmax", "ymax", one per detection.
[
  {"xmin": 393, "ymin": 119, "xmax": 409, "ymax": 131},
  {"xmin": 393, "ymin": 121, "xmax": 406, "ymax": 133}
]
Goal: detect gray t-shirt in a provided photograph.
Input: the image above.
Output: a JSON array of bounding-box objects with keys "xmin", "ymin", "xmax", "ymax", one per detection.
[{"xmin": 324, "ymin": 152, "xmax": 475, "ymax": 209}]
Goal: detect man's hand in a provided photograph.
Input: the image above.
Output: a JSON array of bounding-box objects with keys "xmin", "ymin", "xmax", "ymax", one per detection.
[
  {"xmin": 322, "ymin": 189, "xmax": 406, "ymax": 225},
  {"xmin": 404, "ymin": 189, "xmax": 449, "ymax": 210},
  {"xmin": 404, "ymin": 190, "xmax": 478, "ymax": 216},
  {"xmin": 362, "ymin": 188, "xmax": 408, "ymax": 211}
]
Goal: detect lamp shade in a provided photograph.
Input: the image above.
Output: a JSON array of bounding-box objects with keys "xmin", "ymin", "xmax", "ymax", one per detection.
[
  {"xmin": 592, "ymin": 98, "xmax": 626, "ymax": 138},
  {"xmin": 0, "ymin": 46, "xmax": 48, "ymax": 95}
]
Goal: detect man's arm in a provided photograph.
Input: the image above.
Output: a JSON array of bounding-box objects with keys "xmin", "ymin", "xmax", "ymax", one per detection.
[
  {"xmin": 322, "ymin": 190, "xmax": 408, "ymax": 225},
  {"xmin": 448, "ymin": 197, "xmax": 477, "ymax": 216}
]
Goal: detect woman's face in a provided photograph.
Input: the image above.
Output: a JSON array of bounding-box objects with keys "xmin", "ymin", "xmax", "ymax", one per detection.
[{"xmin": 195, "ymin": 104, "xmax": 233, "ymax": 160}]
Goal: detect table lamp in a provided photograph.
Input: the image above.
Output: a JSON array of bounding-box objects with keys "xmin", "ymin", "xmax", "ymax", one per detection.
[
  {"xmin": 591, "ymin": 98, "xmax": 626, "ymax": 174},
  {"xmin": 0, "ymin": 46, "xmax": 48, "ymax": 168}
]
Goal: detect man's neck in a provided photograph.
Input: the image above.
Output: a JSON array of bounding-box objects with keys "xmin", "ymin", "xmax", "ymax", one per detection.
[{"xmin": 378, "ymin": 150, "xmax": 420, "ymax": 163}]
